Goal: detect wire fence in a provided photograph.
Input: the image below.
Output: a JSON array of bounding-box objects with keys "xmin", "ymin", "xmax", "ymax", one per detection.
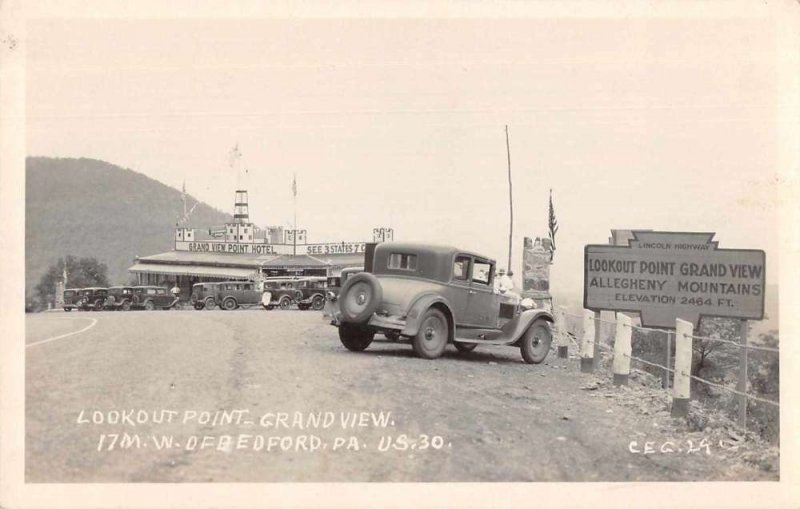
[{"xmin": 559, "ymin": 311, "xmax": 781, "ymax": 414}]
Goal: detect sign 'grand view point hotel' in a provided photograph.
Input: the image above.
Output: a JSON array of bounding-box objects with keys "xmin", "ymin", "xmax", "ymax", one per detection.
[{"xmin": 584, "ymin": 231, "xmax": 766, "ymax": 329}]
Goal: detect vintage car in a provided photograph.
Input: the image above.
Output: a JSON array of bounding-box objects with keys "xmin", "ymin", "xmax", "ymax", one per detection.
[
  {"xmin": 62, "ymin": 288, "xmax": 81, "ymax": 311},
  {"xmin": 76, "ymin": 287, "xmax": 108, "ymax": 311},
  {"xmin": 104, "ymin": 286, "xmax": 135, "ymax": 311},
  {"xmin": 131, "ymin": 286, "xmax": 181, "ymax": 310},
  {"xmin": 293, "ymin": 277, "xmax": 329, "ymax": 311},
  {"xmin": 261, "ymin": 278, "xmax": 302, "ymax": 310},
  {"xmin": 214, "ymin": 281, "xmax": 262, "ymax": 310},
  {"xmin": 190, "ymin": 282, "xmax": 220, "ymax": 310},
  {"xmin": 327, "ymin": 243, "xmax": 554, "ymax": 363}
]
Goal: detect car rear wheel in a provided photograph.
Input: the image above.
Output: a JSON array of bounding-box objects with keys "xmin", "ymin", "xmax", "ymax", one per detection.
[
  {"xmin": 279, "ymin": 296, "xmax": 292, "ymax": 310},
  {"xmin": 311, "ymin": 295, "xmax": 325, "ymax": 311},
  {"xmin": 64, "ymin": 308, "xmax": 72, "ymax": 312},
  {"xmin": 204, "ymin": 297, "xmax": 216, "ymax": 310},
  {"xmin": 93, "ymin": 299, "xmax": 104, "ymax": 311},
  {"xmin": 194, "ymin": 302, "xmax": 204, "ymax": 310},
  {"xmin": 520, "ymin": 320, "xmax": 552, "ymax": 364},
  {"xmin": 121, "ymin": 300, "xmax": 131, "ymax": 311},
  {"xmin": 454, "ymin": 341, "xmax": 477, "ymax": 353},
  {"xmin": 223, "ymin": 298, "xmax": 237, "ymax": 310},
  {"xmin": 338, "ymin": 323, "xmax": 375, "ymax": 351},
  {"xmin": 412, "ymin": 308, "xmax": 448, "ymax": 359},
  {"xmin": 144, "ymin": 300, "xmax": 155, "ymax": 311}
]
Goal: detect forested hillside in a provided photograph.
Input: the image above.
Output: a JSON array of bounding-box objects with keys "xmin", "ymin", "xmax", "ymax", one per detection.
[{"xmin": 26, "ymin": 157, "xmax": 231, "ymax": 295}]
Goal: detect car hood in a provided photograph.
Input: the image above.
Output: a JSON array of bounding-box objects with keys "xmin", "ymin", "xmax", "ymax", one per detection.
[{"xmin": 375, "ymin": 276, "xmax": 443, "ymax": 313}]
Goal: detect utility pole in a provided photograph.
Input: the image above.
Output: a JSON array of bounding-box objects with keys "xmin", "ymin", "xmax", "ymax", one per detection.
[{"xmin": 505, "ymin": 125, "xmax": 514, "ymax": 272}]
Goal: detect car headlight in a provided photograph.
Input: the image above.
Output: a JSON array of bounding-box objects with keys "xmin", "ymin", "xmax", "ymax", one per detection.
[
  {"xmin": 326, "ymin": 291, "xmax": 337, "ymax": 301},
  {"xmin": 520, "ymin": 298, "xmax": 536, "ymax": 310}
]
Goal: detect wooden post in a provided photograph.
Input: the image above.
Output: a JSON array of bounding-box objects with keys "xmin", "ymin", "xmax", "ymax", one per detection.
[
  {"xmin": 612, "ymin": 313, "xmax": 632, "ymax": 386},
  {"xmin": 662, "ymin": 331, "xmax": 672, "ymax": 390},
  {"xmin": 671, "ymin": 318, "xmax": 693, "ymax": 417},
  {"xmin": 737, "ymin": 319, "xmax": 749, "ymax": 432},
  {"xmin": 580, "ymin": 309, "xmax": 595, "ymax": 372},
  {"xmin": 556, "ymin": 306, "xmax": 569, "ymax": 358},
  {"xmin": 592, "ymin": 311, "xmax": 602, "ymax": 369}
]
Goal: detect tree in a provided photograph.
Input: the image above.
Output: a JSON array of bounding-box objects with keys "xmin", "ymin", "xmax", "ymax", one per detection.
[
  {"xmin": 35, "ymin": 255, "xmax": 109, "ymax": 307},
  {"xmin": 547, "ymin": 188, "xmax": 558, "ymax": 260}
]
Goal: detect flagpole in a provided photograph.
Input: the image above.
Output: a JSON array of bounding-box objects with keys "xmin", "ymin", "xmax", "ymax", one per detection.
[
  {"xmin": 293, "ymin": 173, "xmax": 297, "ymax": 256},
  {"xmin": 505, "ymin": 125, "xmax": 513, "ymax": 273}
]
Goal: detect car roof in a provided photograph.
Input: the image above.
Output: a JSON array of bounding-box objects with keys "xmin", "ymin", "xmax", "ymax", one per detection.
[
  {"xmin": 375, "ymin": 242, "xmax": 495, "ymax": 263},
  {"xmin": 108, "ymin": 286, "xmax": 132, "ymax": 289},
  {"xmin": 82, "ymin": 287, "xmax": 108, "ymax": 290}
]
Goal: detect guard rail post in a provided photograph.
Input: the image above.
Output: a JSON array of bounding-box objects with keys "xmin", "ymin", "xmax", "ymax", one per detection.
[
  {"xmin": 737, "ymin": 319, "xmax": 749, "ymax": 432},
  {"xmin": 556, "ymin": 306, "xmax": 569, "ymax": 358},
  {"xmin": 580, "ymin": 309, "xmax": 595, "ymax": 372},
  {"xmin": 671, "ymin": 318, "xmax": 693, "ymax": 417},
  {"xmin": 612, "ymin": 313, "xmax": 632, "ymax": 386}
]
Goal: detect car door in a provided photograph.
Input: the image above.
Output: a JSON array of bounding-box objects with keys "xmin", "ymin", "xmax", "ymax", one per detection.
[
  {"xmin": 241, "ymin": 282, "xmax": 258, "ymax": 304},
  {"xmin": 466, "ymin": 258, "xmax": 500, "ymax": 329},
  {"xmin": 155, "ymin": 287, "xmax": 169, "ymax": 307},
  {"xmin": 447, "ymin": 254, "xmax": 473, "ymax": 326}
]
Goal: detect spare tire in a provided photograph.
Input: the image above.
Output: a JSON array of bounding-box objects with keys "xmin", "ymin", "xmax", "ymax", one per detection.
[
  {"xmin": 339, "ymin": 272, "xmax": 382, "ymax": 324},
  {"xmin": 293, "ymin": 289, "xmax": 304, "ymax": 301}
]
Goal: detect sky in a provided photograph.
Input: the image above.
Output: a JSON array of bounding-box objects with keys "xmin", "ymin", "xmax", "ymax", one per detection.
[{"xmin": 25, "ymin": 16, "xmax": 781, "ymax": 293}]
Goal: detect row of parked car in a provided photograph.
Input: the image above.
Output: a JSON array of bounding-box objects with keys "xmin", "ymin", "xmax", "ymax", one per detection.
[
  {"xmin": 61, "ymin": 272, "xmax": 363, "ymax": 312},
  {"xmin": 62, "ymin": 286, "xmax": 181, "ymax": 312}
]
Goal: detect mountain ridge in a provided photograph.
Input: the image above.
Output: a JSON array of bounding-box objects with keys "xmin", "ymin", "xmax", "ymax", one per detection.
[{"xmin": 26, "ymin": 157, "xmax": 232, "ymax": 295}]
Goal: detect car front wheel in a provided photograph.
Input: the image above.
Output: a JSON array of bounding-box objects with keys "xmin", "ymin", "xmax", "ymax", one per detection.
[
  {"xmin": 144, "ymin": 300, "xmax": 155, "ymax": 311},
  {"xmin": 194, "ymin": 302, "xmax": 204, "ymax": 310},
  {"xmin": 311, "ymin": 295, "xmax": 325, "ymax": 311},
  {"xmin": 204, "ymin": 298, "xmax": 216, "ymax": 310},
  {"xmin": 223, "ymin": 298, "xmax": 237, "ymax": 310},
  {"xmin": 412, "ymin": 308, "xmax": 448, "ymax": 359},
  {"xmin": 338, "ymin": 323, "xmax": 375, "ymax": 351},
  {"xmin": 279, "ymin": 296, "xmax": 292, "ymax": 310},
  {"xmin": 520, "ymin": 320, "xmax": 552, "ymax": 364},
  {"xmin": 121, "ymin": 300, "xmax": 131, "ymax": 311}
]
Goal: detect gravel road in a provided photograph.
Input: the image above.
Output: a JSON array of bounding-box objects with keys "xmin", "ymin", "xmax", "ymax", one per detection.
[{"xmin": 25, "ymin": 310, "xmax": 773, "ymax": 482}]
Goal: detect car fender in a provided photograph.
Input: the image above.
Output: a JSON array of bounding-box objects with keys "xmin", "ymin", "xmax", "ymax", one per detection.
[
  {"xmin": 506, "ymin": 309, "xmax": 555, "ymax": 346},
  {"xmin": 400, "ymin": 293, "xmax": 454, "ymax": 338}
]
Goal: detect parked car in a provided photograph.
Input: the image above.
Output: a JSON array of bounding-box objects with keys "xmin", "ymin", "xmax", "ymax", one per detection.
[
  {"xmin": 105, "ymin": 286, "xmax": 135, "ymax": 311},
  {"xmin": 214, "ymin": 281, "xmax": 262, "ymax": 310},
  {"xmin": 62, "ymin": 288, "xmax": 81, "ymax": 311},
  {"xmin": 76, "ymin": 287, "xmax": 109, "ymax": 311},
  {"xmin": 131, "ymin": 286, "xmax": 181, "ymax": 310},
  {"xmin": 293, "ymin": 277, "xmax": 329, "ymax": 311},
  {"xmin": 327, "ymin": 243, "xmax": 554, "ymax": 363},
  {"xmin": 262, "ymin": 278, "xmax": 302, "ymax": 310},
  {"xmin": 190, "ymin": 282, "xmax": 220, "ymax": 310}
]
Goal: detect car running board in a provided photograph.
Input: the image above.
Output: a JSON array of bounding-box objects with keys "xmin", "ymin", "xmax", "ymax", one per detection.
[{"xmin": 454, "ymin": 335, "xmax": 514, "ymax": 346}]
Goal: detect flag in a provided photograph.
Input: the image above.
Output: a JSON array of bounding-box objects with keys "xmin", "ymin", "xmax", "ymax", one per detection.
[{"xmin": 292, "ymin": 173, "xmax": 297, "ymax": 197}]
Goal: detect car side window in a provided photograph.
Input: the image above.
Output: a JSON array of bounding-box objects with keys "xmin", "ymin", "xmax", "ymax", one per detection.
[
  {"xmin": 453, "ymin": 255, "xmax": 471, "ymax": 282},
  {"xmin": 244, "ymin": 283, "xmax": 253, "ymax": 290},
  {"xmin": 472, "ymin": 261, "xmax": 492, "ymax": 285},
  {"xmin": 156, "ymin": 288, "xmax": 166, "ymax": 295},
  {"xmin": 388, "ymin": 253, "xmax": 417, "ymax": 271}
]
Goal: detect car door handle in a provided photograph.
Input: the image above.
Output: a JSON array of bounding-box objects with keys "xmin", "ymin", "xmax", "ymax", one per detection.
[{"xmin": 468, "ymin": 290, "xmax": 476, "ymax": 295}]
